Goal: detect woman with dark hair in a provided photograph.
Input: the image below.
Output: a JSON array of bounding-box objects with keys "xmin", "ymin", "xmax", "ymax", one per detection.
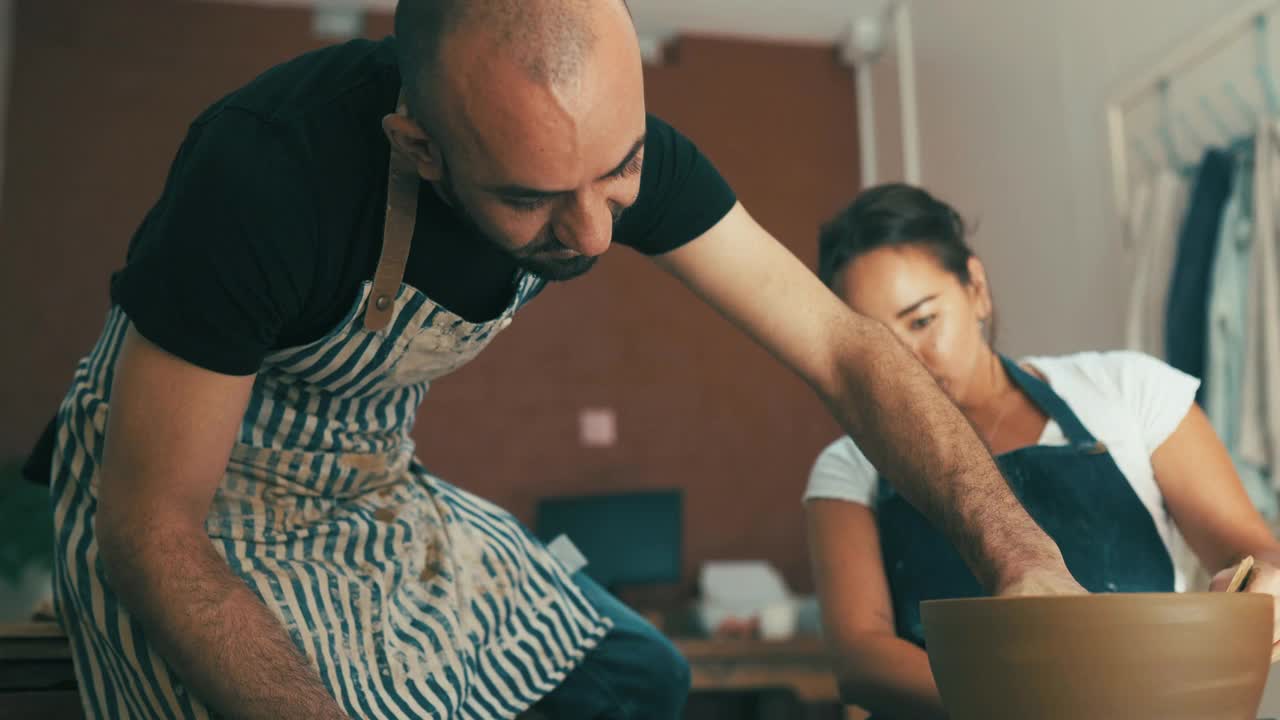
[{"xmin": 805, "ymin": 183, "xmax": 1280, "ymax": 719}]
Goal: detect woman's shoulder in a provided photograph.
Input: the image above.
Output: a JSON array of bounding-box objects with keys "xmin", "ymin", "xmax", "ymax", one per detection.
[
  {"xmin": 804, "ymin": 436, "xmax": 879, "ymax": 505},
  {"xmin": 1023, "ymin": 350, "xmax": 1199, "ymax": 449},
  {"xmin": 1022, "ymin": 350, "xmax": 1187, "ymax": 396}
]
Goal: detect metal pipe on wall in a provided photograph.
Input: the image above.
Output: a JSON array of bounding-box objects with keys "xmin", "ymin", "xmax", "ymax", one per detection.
[
  {"xmin": 843, "ymin": 10, "xmax": 890, "ymax": 188},
  {"xmin": 894, "ymin": 2, "xmax": 921, "ymax": 184},
  {"xmin": 856, "ymin": 63, "xmax": 878, "ymax": 187}
]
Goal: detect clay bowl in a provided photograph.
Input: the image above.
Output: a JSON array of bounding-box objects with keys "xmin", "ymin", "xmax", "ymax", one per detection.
[{"xmin": 921, "ymin": 593, "xmax": 1272, "ymax": 720}]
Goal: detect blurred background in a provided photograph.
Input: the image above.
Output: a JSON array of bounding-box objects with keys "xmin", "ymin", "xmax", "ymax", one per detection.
[{"xmin": 3, "ymin": 1, "xmax": 1280, "ymax": 717}]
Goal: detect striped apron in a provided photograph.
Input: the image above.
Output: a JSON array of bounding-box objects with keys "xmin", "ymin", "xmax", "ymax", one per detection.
[{"xmin": 50, "ymin": 129, "xmax": 611, "ymax": 719}]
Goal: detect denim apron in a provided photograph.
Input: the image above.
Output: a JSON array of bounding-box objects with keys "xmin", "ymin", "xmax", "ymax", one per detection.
[
  {"xmin": 877, "ymin": 357, "xmax": 1175, "ymax": 643},
  {"xmin": 50, "ymin": 101, "xmax": 610, "ymax": 719},
  {"xmin": 865, "ymin": 358, "xmax": 1175, "ymax": 718}
]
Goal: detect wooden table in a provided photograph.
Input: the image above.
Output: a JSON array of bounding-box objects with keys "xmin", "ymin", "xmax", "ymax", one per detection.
[
  {"xmin": 0, "ymin": 623, "xmax": 867, "ymax": 719},
  {"xmin": 0, "ymin": 623, "xmax": 81, "ymax": 720},
  {"xmin": 676, "ymin": 636, "xmax": 868, "ymax": 719}
]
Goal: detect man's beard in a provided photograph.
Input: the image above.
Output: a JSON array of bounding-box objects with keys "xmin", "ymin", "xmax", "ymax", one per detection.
[
  {"xmin": 510, "ymin": 248, "xmax": 598, "ymax": 282},
  {"xmin": 437, "ymin": 165, "xmax": 599, "ymax": 282}
]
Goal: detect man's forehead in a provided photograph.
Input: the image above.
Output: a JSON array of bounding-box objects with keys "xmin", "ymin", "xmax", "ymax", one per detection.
[{"xmin": 444, "ymin": 64, "xmax": 645, "ymax": 189}]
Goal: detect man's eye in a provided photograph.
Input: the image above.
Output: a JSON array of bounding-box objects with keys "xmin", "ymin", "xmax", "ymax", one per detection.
[
  {"xmin": 505, "ymin": 196, "xmax": 552, "ymax": 212},
  {"xmin": 618, "ymin": 154, "xmax": 643, "ymax": 179}
]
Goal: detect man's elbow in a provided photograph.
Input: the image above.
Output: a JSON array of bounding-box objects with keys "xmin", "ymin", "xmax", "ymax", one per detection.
[
  {"xmin": 96, "ymin": 498, "xmax": 195, "ymax": 598},
  {"xmin": 96, "ymin": 501, "xmax": 148, "ymax": 591},
  {"xmin": 812, "ymin": 312, "xmax": 894, "ymax": 410}
]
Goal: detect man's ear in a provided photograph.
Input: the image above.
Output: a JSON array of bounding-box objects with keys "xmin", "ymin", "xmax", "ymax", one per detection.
[{"xmin": 382, "ymin": 112, "xmax": 446, "ymax": 181}]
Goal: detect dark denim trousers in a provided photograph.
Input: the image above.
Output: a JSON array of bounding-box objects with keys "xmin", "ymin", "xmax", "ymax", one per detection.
[{"xmin": 532, "ymin": 574, "xmax": 691, "ymax": 719}]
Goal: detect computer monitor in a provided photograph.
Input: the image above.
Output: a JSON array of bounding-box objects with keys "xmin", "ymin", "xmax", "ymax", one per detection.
[{"xmin": 534, "ymin": 489, "xmax": 683, "ymax": 590}]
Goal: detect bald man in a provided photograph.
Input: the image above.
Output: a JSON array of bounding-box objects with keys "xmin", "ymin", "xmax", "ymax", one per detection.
[{"xmin": 46, "ymin": 1, "xmax": 1082, "ymax": 718}]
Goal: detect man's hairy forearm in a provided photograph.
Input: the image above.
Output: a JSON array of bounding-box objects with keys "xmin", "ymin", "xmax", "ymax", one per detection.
[
  {"xmin": 825, "ymin": 319, "xmax": 1065, "ymax": 591},
  {"xmin": 99, "ymin": 518, "xmax": 348, "ymax": 720}
]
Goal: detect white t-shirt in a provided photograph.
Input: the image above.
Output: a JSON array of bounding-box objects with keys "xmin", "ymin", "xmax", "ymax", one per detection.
[{"xmin": 804, "ymin": 351, "xmax": 1200, "ymax": 590}]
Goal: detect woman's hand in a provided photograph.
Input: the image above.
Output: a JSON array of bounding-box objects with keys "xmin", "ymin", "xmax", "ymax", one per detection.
[{"xmin": 1210, "ymin": 558, "xmax": 1280, "ymax": 659}]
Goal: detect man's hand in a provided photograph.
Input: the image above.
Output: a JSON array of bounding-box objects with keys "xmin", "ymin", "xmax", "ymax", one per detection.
[
  {"xmin": 1210, "ymin": 557, "xmax": 1280, "ymax": 657},
  {"xmin": 994, "ymin": 566, "xmax": 1087, "ymax": 597}
]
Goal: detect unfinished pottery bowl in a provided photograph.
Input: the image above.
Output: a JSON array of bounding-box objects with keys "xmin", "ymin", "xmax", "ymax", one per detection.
[{"xmin": 921, "ymin": 593, "xmax": 1272, "ymax": 720}]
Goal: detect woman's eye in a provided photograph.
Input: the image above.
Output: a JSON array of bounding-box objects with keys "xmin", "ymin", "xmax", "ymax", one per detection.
[{"xmin": 910, "ymin": 315, "xmax": 936, "ymax": 331}]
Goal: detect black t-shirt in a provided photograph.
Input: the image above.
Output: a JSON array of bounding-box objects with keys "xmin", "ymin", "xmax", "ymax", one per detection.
[{"xmin": 110, "ymin": 37, "xmax": 737, "ymax": 376}]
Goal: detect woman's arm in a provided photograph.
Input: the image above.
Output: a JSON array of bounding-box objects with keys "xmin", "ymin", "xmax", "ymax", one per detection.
[
  {"xmin": 1152, "ymin": 404, "xmax": 1279, "ymax": 573},
  {"xmin": 806, "ymin": 498, "xmax": 949, "ymax": 719},
  {"xmin": 1151, "ymin": 404, "xmax": 1280, "ymax": 651}
]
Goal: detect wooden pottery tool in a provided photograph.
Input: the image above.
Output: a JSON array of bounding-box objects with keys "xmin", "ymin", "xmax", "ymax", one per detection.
[{"xmin": 1227, "ymin": 555, "xmax": 1256, "ymax": 593}]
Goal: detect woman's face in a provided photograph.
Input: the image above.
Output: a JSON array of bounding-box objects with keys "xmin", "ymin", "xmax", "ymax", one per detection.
[{"xmin": 837, "ymin": 245, "xmax": 993, "ymax": 405}]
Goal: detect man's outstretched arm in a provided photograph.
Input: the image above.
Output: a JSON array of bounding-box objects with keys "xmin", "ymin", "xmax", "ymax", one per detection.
[{"xmin": 654, "ymin": 202, "xmax": 1082, "ymax": 595}]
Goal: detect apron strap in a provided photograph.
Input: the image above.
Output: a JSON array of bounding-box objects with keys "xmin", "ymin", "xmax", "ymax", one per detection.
[
  {"xmin": 1001, "ymin": 355, "xmax": 1098, "ymax": 447},
  {"xmin": 364, "ymin": 93, "xmax": 419, "ymax": 332}
]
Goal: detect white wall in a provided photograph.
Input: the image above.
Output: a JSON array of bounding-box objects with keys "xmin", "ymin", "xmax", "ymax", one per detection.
[{"xmin": 869, "ymin": 0, "xmax": 1244, "ymax": 357}]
